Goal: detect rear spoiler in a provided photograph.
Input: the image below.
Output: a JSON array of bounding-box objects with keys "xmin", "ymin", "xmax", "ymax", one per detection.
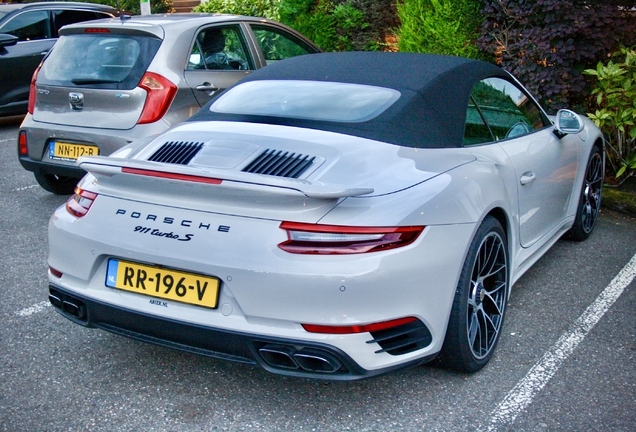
[{"xmin": 78, "ymin": 156, "xmax": 374, "ymax": 200}]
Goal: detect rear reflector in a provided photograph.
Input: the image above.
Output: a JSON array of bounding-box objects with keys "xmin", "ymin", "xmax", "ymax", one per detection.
[
  {"xmin": 302, "ymin": 317, "xmax": 419, "ymax": 334},
  {"xmin": 121, "ymin": 167, "xmax": 222, "ymax": 184},
  {"xmin": 66, "ymin": 187, "xmax": 98, "ymax": 217},
  {"xmin": 49, "ymin": 267, "xmax": 63, "ymax": 278},
  {"xmin": 18, "ymin": 131, "xmax": 28, "ymax": 156},
  {"xmin": 278, "ymin": 222, "xmax": 424, "ymax": 254}
]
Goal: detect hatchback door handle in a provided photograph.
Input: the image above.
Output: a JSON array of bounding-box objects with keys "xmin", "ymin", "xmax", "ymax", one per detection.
[
  {"xmin": 196, "ymin": 82, "xmax": 219, "ymax": 93},
  {"xmin": 520, "ymin": 172, "xmax": 536, "ymax": 185}
]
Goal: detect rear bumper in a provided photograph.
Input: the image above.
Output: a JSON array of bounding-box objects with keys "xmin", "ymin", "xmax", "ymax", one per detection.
[
  {"xmin": 18, "ymin": 155, "xmax": 86, "ymax": 178},
  {"xmin": 49, "ymin": 284, "xmax": 433, "ymax": 380}
]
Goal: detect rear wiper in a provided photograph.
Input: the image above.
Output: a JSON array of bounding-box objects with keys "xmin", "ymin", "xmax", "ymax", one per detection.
[{"xmin": 71, "ymin": 78, "xmax": 122, "ymax": 85}]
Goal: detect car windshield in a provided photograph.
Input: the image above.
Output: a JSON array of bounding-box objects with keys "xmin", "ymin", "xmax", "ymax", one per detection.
[
  {"xmin": 209, "ymin": 80, "xmax": 401, "ymax": 123},
  {"xmin": 38, "ymin": 33, "xmax": 161, "ymax": 90}
]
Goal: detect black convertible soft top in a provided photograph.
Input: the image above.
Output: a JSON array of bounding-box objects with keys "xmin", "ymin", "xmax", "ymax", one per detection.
[{"xmin": 188, "ymin": 52, "xmax": 512, "ymax": 148}]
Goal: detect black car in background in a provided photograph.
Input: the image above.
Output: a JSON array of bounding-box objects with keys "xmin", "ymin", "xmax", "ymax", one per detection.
[{"xmin": 0, "ymin": 2, "xmax": 117, "ymax": 117}]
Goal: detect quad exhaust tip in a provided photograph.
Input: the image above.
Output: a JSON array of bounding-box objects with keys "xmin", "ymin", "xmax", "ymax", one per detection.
[
  {"xmin": 49, "ymin": 287, "xmax": 87, "ymax": 322},
  {"xmin": 258, "ymin": 344, "xmax": 343, "ymax": 374}
]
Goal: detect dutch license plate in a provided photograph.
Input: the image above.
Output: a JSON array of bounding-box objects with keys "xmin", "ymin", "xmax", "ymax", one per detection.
[
  {"xmin": 49, "ymin": 141, "xmax": 99, "ymax": 161},
  {"xmin": 106, "ymin": 259, "xmax": 220, "ymax": 309}
]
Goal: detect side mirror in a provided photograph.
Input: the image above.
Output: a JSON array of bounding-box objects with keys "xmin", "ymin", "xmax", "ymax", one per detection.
[
  {"xmin": 554, "ymin": 109, "xmax": 584, "ymax": 138},
  {"xmin": 0, "ymin": 33, "xmax": 19, "ymax": 47}
]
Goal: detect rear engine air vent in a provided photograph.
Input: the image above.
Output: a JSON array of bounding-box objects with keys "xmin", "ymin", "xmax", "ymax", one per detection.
[
  {"xmin": 243, "ymin": 149, "xmax": 315, "ymax": 178},
  {"xmin": 368, "ymin": 319, "xmax": 432, "ymax": 356},
  {"xmin": 148, "ymin": 141, "xmax": 204, "ymax": 165}
]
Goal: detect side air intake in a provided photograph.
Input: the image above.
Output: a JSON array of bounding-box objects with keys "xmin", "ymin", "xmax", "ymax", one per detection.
[
  {"xmin": 243, "ymin": 149, "xmax": 315, "ymax": 178},
  {"xmin": 148, "ymin": 141, "xmax": 204, "ymax": 165}
]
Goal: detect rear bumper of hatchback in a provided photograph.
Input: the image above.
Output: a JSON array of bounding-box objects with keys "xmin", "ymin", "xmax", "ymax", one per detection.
[
  {"xmin": 18, "ymin": 114, "xmax": 169, "ymax": 176},
  {"xmin": 49, "ymin": 284, "xmax": 434, "ymax": 380}
]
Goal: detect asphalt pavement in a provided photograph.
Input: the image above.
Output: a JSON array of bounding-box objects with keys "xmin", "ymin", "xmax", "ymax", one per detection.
[{"xmin": 1, "ymin": 120, "xmax": 635, "ymax": 431}]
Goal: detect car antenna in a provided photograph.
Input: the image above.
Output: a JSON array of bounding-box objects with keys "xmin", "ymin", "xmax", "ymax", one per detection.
[{"xmin": 114, "ymin": 0, "xmax": 133, "ymax": 21}]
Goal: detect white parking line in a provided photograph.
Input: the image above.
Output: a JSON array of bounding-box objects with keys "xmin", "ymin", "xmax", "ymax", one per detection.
[
  {"xmin": 16, "ymin": 301, "xmax": 51, "ymax": 317},
  {"xmin": 13, "ymin": 184, "xmax": 39, "ymax": 192},
  {"xmin": 487, "ymin": 253, "xmax": 636, "ymax": 431}
]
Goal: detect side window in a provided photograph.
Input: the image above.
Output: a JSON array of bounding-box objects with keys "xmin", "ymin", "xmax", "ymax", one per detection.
[
  {"xmin": 187, "ymin": 26, "xmax": 253, "ymax": 71},
  {"xmin": 466, "ymin": 78, "xmax": 546, "ymax": 142},
  {"xmin": 250, "ymin": 24, "xmax": 315, "ymax": 65},
  {"xmin": 53, "ymin": 10, "xmax": 109, "ymax": 35},
  {"xmin": 464, "ymin": 98, "xmax": 494, "ymax": 145},
  {"xmin": 0, "ymin": 11, "xmax": 51, "ymax": 41}
]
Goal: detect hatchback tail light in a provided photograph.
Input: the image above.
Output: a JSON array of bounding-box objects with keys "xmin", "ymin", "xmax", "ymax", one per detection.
[
  {"xmin": 28, "ymin": 64, "xmax": 42, "ymax": 115},
  {"xmin": 278, "ymin": 222, "xmax": 424, "ymax": 254},
  {"xmin": 66, "ymin": 187, "xmax": 98, "ymax": 217},
  {"xmin": 137, "ymin": 72, "xmax": 177, "ymax": 124}
]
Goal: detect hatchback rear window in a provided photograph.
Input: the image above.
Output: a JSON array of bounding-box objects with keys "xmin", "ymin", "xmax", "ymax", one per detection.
[{"xmin": 38, "ymin": 33, "xmax": 161, "ymax": 90}]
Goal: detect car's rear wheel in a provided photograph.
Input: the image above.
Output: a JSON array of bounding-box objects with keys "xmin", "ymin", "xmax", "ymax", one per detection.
[
  {"xmin": 567, "ymin": 145, "xmax": 603, "ymax": 241},
  {"xmin": 34, "ymin": 172, "xmax": 78, "ymax": 195},
  {"xmin": 438, "ymin": 216, "xmax": 509, "ymax": 373}
]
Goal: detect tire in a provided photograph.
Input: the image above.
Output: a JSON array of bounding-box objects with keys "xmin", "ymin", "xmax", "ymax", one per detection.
[
  {"xmin": 567, "ymin": 145, "xmax": 603, "ymax": 241},
  {"xmin": 34, "ymin": 171, "xmax": 78, "ymax": 195},
  {"xmin": 438, "ymin": 216, "xmax": 509, "ymax": 373}
]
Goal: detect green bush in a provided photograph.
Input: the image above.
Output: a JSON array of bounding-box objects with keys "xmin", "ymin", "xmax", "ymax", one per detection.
[
  {"xmin": 397, "ymin": 0, "xmax": 485, "ymax": 59},
  {"xmin": 193, "ymin": 0, "xmax": 280, "ymax": 20},
  {"xmin": 90, "ymin": 0, "xmax": 173, "ymax": 15},
  {"xmin": 279, "ymin": 0, "xmax": 370, "ymax": 51},
  {"xmin": 584, "ymin": 46, "xmax": 636, "ymax": 180}
]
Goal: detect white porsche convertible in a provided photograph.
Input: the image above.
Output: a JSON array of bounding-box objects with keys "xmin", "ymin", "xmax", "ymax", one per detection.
[{"xmin": 48, "ymin": 52, "xmax": 604, "ymax": 380}]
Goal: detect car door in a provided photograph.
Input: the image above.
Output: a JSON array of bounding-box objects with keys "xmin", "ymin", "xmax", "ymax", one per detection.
[
  {"xmin": 183, "ymin": 24, "xmax": 255, "ymax": 107},
  {"xmin": 0, "ymin": 10, "xmax": 54, "ymax": 114},
  {"xmin": 465, "ymin": 77, "xmax": 579, "ymax": 247}
]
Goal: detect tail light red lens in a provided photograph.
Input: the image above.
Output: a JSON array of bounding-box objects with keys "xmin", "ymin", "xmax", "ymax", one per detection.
[
  {"xmin": 302, "ymin": 317, "xmax": 418, "ymax": 334},
  {"xmin": 18, "ymin": 131, "xmax": 28, "ymax": 156},
  {"xmin": 137, "ymin": 72, "xmax": 177, "ymax": 124},
  {"xmin": 28, "ymin": 64, "xmax": 42, "ymax": 115},
  {"xmin": 66, "ymin": 187, "xmax": 98, "ymax": 217},
  {"xmin": 278, "ymin": 222, "xmax": 424, "ymax": 254}
]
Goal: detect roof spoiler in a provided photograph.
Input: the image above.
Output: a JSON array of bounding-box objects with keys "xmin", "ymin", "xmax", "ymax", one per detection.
[{"xmin": 78, "ymin": 156, "xmax": 374, "ymax": 200}]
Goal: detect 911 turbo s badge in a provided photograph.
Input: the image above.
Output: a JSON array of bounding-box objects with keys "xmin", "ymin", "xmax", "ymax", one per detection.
[{"xmin": 115, "ymin": 209, "xmax": 230, "ymax": 242}]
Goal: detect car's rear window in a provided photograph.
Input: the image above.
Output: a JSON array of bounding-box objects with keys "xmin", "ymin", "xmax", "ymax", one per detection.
[
  {"xmin": 38, "ymin": 33, "xmax": 161, "ymax": 90},
  {"xmin": 209, "ymin": 80, "xmax": 400, "ymax": 123}
]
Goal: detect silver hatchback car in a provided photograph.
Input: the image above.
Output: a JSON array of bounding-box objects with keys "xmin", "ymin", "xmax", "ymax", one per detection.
[{"xmin": 18, "ymin": 13, "xmax": 320, "ymax": 194}]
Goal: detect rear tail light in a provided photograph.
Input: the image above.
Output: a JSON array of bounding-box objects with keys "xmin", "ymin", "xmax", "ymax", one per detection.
[
  {"xmin": 137, "ymin": 72, "xmax": 177, "ymax": 124},
  {"xmin": 278, "ymin": 222, "xmax": 424, "ymax": 254},
  {"xmin": 27, "ymin": 63, "xmax": 42, "ymax": 114},
  {"xmin": 302, "ymin": 317, "xmax": 418, "ymax": 334},
  {"xmin": 66, "ymin": 187, "xmax": 98, "ymax": 217},
  {"xmin": 18, "ymin": 131, "xmax": 28, "ymax": 156}
]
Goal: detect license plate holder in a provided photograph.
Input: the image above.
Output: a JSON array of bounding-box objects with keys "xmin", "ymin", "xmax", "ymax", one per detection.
[
  {"xmin": 49, "ymin": 141, "xmax": 99, "ymax": 161},
  {"xmin": 106, "ymin": 259, "xmax": 220, "ymax": 309}
]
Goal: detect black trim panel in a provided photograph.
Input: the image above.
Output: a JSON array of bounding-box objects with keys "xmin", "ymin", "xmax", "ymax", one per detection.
[{"xmin": 49, "ymin": 284, "xmax": 435, "ymax": 380}]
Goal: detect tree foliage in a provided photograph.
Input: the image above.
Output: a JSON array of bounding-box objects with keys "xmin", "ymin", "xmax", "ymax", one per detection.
[
  {"xmin": 397, "ymin": 0, "xmax": 486, "ymax": 60},
  {"xmin": 585, "ymin": 46, "xmax": 636, "ymax": 180},
  {"xmin": 90, "ymin": 0, "xmax": 173, "ymax": 15},
  {"xmin": 478, "ymin": 0, "xmax": 636, "ymax": 113},
  {"xmin": 279, "ymin": 0, "xmax": 372, "ymax": 51},
  {"xmin": 193, "ymin": 0, "xmax": 280, "ymax": 20}
]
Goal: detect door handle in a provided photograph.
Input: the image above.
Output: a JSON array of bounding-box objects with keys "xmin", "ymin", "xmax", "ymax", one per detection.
[
  {"xmin": 196, "ymin": 82, "xmax": 219, "ymax": 94},
  {"xmin": 520, "ymin": 172, "xmax": 536, "ymax": 185}
]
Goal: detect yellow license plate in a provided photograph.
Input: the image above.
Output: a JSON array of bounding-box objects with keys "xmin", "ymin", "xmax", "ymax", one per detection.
[
  {"xmin": 106, "ymin": 259, "xmax": 220, "ymax": 309},
  {"xmin": 50, "ymin": 141, "xmax": 99, "ymax": 161}
]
